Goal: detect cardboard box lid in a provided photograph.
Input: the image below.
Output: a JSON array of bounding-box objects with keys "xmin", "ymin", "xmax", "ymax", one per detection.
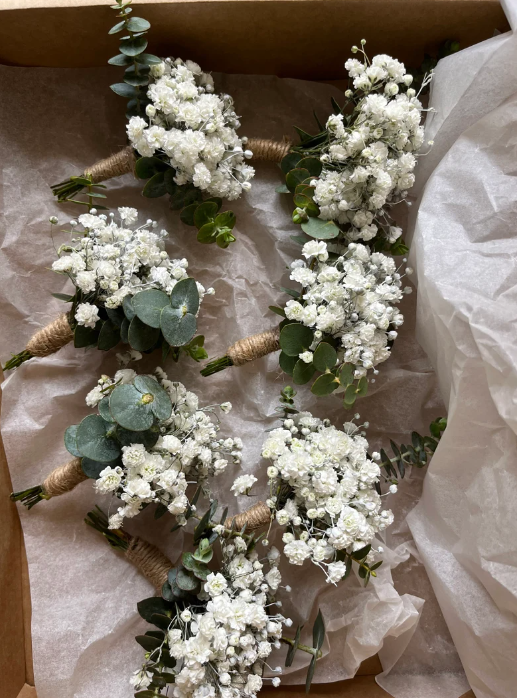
[{"xmin": 0, "ymin": 0, "xmax": 510, "ymax": 78}]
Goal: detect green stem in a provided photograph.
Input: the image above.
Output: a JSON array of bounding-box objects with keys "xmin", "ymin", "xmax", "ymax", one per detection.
[
  {"xmin": 200, "ymin": 355, "xmax": 233, "ymax": 377},
  {"xmin": 10, "ymin": 485, "xmax": 48, "ymax": 509},
  {"xmin": 3, "ymin": 349, "xmax": 33, "ymax": 371},
  {"xmin": 280, "ymin": 637, "xmax": 322, "ymax": 659}
]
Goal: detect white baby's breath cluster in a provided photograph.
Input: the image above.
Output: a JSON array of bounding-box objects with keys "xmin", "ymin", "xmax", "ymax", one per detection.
[
  {"xmin": 285, "ymin": 241, "xmax": 409, "ymax": 378},
  {"xmin": 51, "ymin": 207, "xmax": 213, "ymax": 329},
  {"xmin": 312, "ymin": 49, "xmax": 430, "ymax": 244},
  {"xmin": 132, "ymin": 541, "xmax": 289, "ymax": 696},
  {"xmin": 127, "ymin": 57, "xmax": 255, "ymax": 200},
  {"xmin": 261, "ymin": 411, "xmax": 393, "ymax": 584},
  {"xmin": 87, "ymin": 368, "xmax": 241, "ymax": 529}
]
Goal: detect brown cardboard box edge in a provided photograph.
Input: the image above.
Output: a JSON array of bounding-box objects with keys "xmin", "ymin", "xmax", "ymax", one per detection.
[{"xmin": 1, "ymin": 0, "xmax": 506, "ymax": 695}]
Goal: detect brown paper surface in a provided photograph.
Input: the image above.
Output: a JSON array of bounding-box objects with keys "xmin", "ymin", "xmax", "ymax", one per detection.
[
  {"xmin": 0, "ymin": 62, "xmax": 469, "ymax": 698},
  {"xmin": 0, "ymin": 0, "xmax": 509, "ymax": 77}
]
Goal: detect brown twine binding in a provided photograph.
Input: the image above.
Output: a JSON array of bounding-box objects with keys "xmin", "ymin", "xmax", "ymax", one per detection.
[
  {"xmin": 247, "ymin": 137, "xmax": 292, "ymax": 163},
  {"xmin": 125, "ymin": 536, "xmax": 171, "ymax": 590},
  {"xmin": 225, "ymin": 501, "xmax": 271, "ymax": 532},
  {"xmin": 227, "ymin": 328, "xmax": 280, "ymax": 367},
  {"xmin": 42, "ymin": 457, "xmax": 87, "ymax": 498},
  {"xmin": 84, "ymin": 145, "xmax": 136, "ymax": 184},
  {"xmin": 26, "ymin": 313, "xmax": 74, "ymax": 358}
]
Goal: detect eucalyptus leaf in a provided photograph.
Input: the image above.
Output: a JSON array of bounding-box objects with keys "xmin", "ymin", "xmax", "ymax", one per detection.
[
  {"xmin": 160, "ymin": 306, "xmax": 197, "ymax": 347},
  {"xmin": 143, "ymin": 171, "xmax": 167, "ymax": 198},
  {"xmin": 81, "ymin": 456, "xmax": 113, "ymax": 479},
  {"xmin": 120, "ymin": 317, "xmax": 129, "ymax": 344},
  {"xmin": 312, "ymin": 342, "xmax": 337, "ymax": 372},
  {"xmin": 280, "ymin": 152, "xmax": 302, "ymax": 174},
  {"xmin": 176, "ymin": 569, "xmax": 199, "ymax": 592},
  {"xmin": 108, "ymin": 53, "xmax": 133, "ymax": 66},
  {"xmin": 127, "ymin": 16, "xmax": 151, "ymax": 31},
  {"xmin": 120, "ymin": 35, "xmax": 148, "ymax": 56},
  {"xmin": 301, "ymin": 217, "xmax": 340, "ymax": 240},
  {"xmin": 98, "ymin": 396, "xmax": 116, "ymax": 423},
  {"xmin": 134, "ymin": 156, "xmax": 169, "ymax": 179},
  {"xmin": 279, "ymin": 323, "xmax": 314, "ymax": 357},
  {"xmin": 169, "ymin": 183, "xmax": 202, "ymax": 210},
  {"xmin": 297, "ymin": 157, "xmax": 323, "ymax": 177},
  {"xmin": 128, "ymin": 316, "xmax": 161, "ymax": 352},
  {"xmin": 293, "ymin": 360, "xmax": 316, "ymax": 385},
  {"xmin": 180, "ymin": 203, "xmax": 198, "ymax": 227},
  {"xmin": 109, "ymin": 384, "xmax": 154, "ymax": 431},
  {"xmin": 110, "ymin": 82, "xmax": 137, "ymax": 98},
  {"xmin": 105, "ymin": 307, "xmax": 124, "ymax": 328},
  {"xmin": 311, "ymin": 373, "xmax": 338, "ymax": 396},
  {"xmin": 97, "ymin": 320, "xmax": 121, "ymax": 351},
  {"xmin": 343, "ymin": 383, "xmax": 357, "ymax": 407},
  {"xmin": 136, "ymin": 53, "xmax": 162, "ymax": 66},
  {"xmin": 64, "ymin": 424, "xmax": 81, "ymax": 457},
  {"xmin": 356, "ymin": 375, "xmax": 368, "ymax": 397},
  {"xmin": 74, "ymin": 323, "xmax": 99, "ymax": 349},
  {"xmin": 137, "ymin": 596, "xmax": 171, "ymax": 623},
  {"xmin": 279, "ymin": 351, "xmax": 298, "ymax": 376},
  {"xmin": 76, "ymin": 414, "xmax": 121, "ymax": 462},
  {"xmin": 194, "ymin": 202, "xmax": 218, "ymax": 229},
  {"xmin": 214, "ymin": 211, "xmax": 236, "ymax": 230},
  {"xmin": 134, "ymin": 375, "xmax": 172, "ymax": 421},
  {"xmin": 197, "ymin": 222, "xmax": 217, "ymax": 243},
  {"xmin": 286, "ymin": 168, "xmax": 311, "ymax": 193},
  {"xmin": 132, "ymin": 289, "xmax": 170, "ymax": 328},
  {"xmin": 116, "ymin": 426, "xmax": 159, "ymax": 449},
  {"xmin": 338, "ymin": 363, "xmax": 355, "ymax": 387},
  {"xmin": 122, "ymin": 295, "xmax": 136, "ymax": 320},
  {"xmin": 169, "ymin": 278, "xmax": 199, "ymax": 314}
]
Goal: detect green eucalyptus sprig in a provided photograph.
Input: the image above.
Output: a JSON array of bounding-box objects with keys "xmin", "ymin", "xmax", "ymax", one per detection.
[{"xmin": 108, "ymin": 0, "xmax": 161, "ymax": 119}]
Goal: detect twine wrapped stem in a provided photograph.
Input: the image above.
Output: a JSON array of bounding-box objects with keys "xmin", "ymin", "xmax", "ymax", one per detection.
[
  {"xmin": 42, "ymin": 457, "xmax": 88, "ymax": 497},
  {"xmin": 26, "ymin": 313, "xmax": 74, "ymax": 358},
  {"xmin": 125, "ymin": 536, "xmax": 172, "ymax": 590},
  {"xmin": 228, "ymin": 327, "xmax": 281, "ymax": 366},
  {"xmin": 225, "ymin": 501, "xmax": 272, "ymax": 532},
  {"xmin": 84, "ymin": 145, "xmax": 136, "ymax": 184},
  {"xmin": 247, "ymin": 137, "xmax": 292, "ymax": 163}
]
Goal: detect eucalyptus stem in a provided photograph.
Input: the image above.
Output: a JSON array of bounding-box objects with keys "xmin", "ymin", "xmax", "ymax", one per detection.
[{"xmin": 280, "ymin": 636, "xmax": 322, "ymax": 659}]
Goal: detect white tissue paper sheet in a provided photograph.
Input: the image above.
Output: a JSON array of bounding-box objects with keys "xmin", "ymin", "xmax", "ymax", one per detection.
[
  {"xmin": 0, "ymin": 56, "xmax": 478, "ymax": 698},
  {"xmin": 404, "ymin": 2, "xmax": 517, "ymax": 697}
]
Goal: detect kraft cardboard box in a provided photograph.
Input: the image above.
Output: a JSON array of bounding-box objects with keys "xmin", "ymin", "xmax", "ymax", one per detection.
[{"xmin": 0, "ymin": 2, "xmax": 509, "ymax": 697}]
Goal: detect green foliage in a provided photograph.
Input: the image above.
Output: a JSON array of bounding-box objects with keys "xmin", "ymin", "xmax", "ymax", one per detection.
[
  {"xmin": 108, "ymin": 0, "xmax": 159, "ymax": 118},
  {"xmin": 75, "ymin": 414, "xmax": 121, "ymax": 462},
  {"xmin": 377, "ymin": 417, "xmax": 447, "ymax": 486},
  {"xmin": 301, "ymin": 217, "xmax": 340, "ymax": 240},
  {"xmin": 182, "ymin": 198, "xmax": 238, "ymax": 248},
  {"xmin": 279, "ymin": 323, "xmax": 314, "ymax": 357},
  {"xmin": 109, "ymin": 377, "xmax": 172, "ymax": 432}
]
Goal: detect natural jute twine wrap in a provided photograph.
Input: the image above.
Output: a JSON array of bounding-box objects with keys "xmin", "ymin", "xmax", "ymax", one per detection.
[
  {"xmin": 225, "ymin": 501, "xmax": 272, "ymax": 531},
  {"xmin": 247, "ymin": 137, "xmax": 292, "ymax": 163},
  {"xmin": 42, "ymin": 457, "xmax": 87, "ymax": 498},
  {"xmin": 125, "ymin": 536, "xmax": 172, "ymax": 590},
  {"xmin": 227, "ymin": 327, "xmax": 281, "ymax": 367},
  {"xmin": 84, "ymin": 145, "xmax": 136, "ymax": 184},
  {"xmin": 26, "ymin": 313, "xmax": 74, "ymax": 358}
]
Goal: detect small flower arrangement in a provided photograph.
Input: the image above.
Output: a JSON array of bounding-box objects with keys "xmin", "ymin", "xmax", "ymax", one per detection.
[
  {"xmin": 278, "ymin": 42, "xmax": 432, "ymax": 254},
  {"xmin": 234, "ymin": 388, "xmax": 446, "ymax": 586},
  {"xmin": 4, "ymin": 208, "xmax": 211, "ymax": 370},
  {"xmin": 11, "ymin": 368, "xmax": 241, "ymax": 530},
  {"xmin": 203, "ymin": 241, "xmax": 411, "ymax": 409},
  {"xmin": 51, "ymin": 0, "xmax": 254, "ymax": 249},
  {"xmin": 86, "ymin": 506, "xmax": 326, "ymax": 697}
]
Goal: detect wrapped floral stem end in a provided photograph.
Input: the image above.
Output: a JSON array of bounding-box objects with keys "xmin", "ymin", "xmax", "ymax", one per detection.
[
  {"xmin": 4, "ymin": 208, "xmax": 213, "ymax": 370},
  {"xmin": 10, "ymin": 457, "xmax": 87, "ymax": 509},
  {"xmin": 3, "ymin": 313, "xmax": 74, "ymax": 370},
  {"xmin": 201, "ymin": 327, "xmax": 280, "ymax": 377}
]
